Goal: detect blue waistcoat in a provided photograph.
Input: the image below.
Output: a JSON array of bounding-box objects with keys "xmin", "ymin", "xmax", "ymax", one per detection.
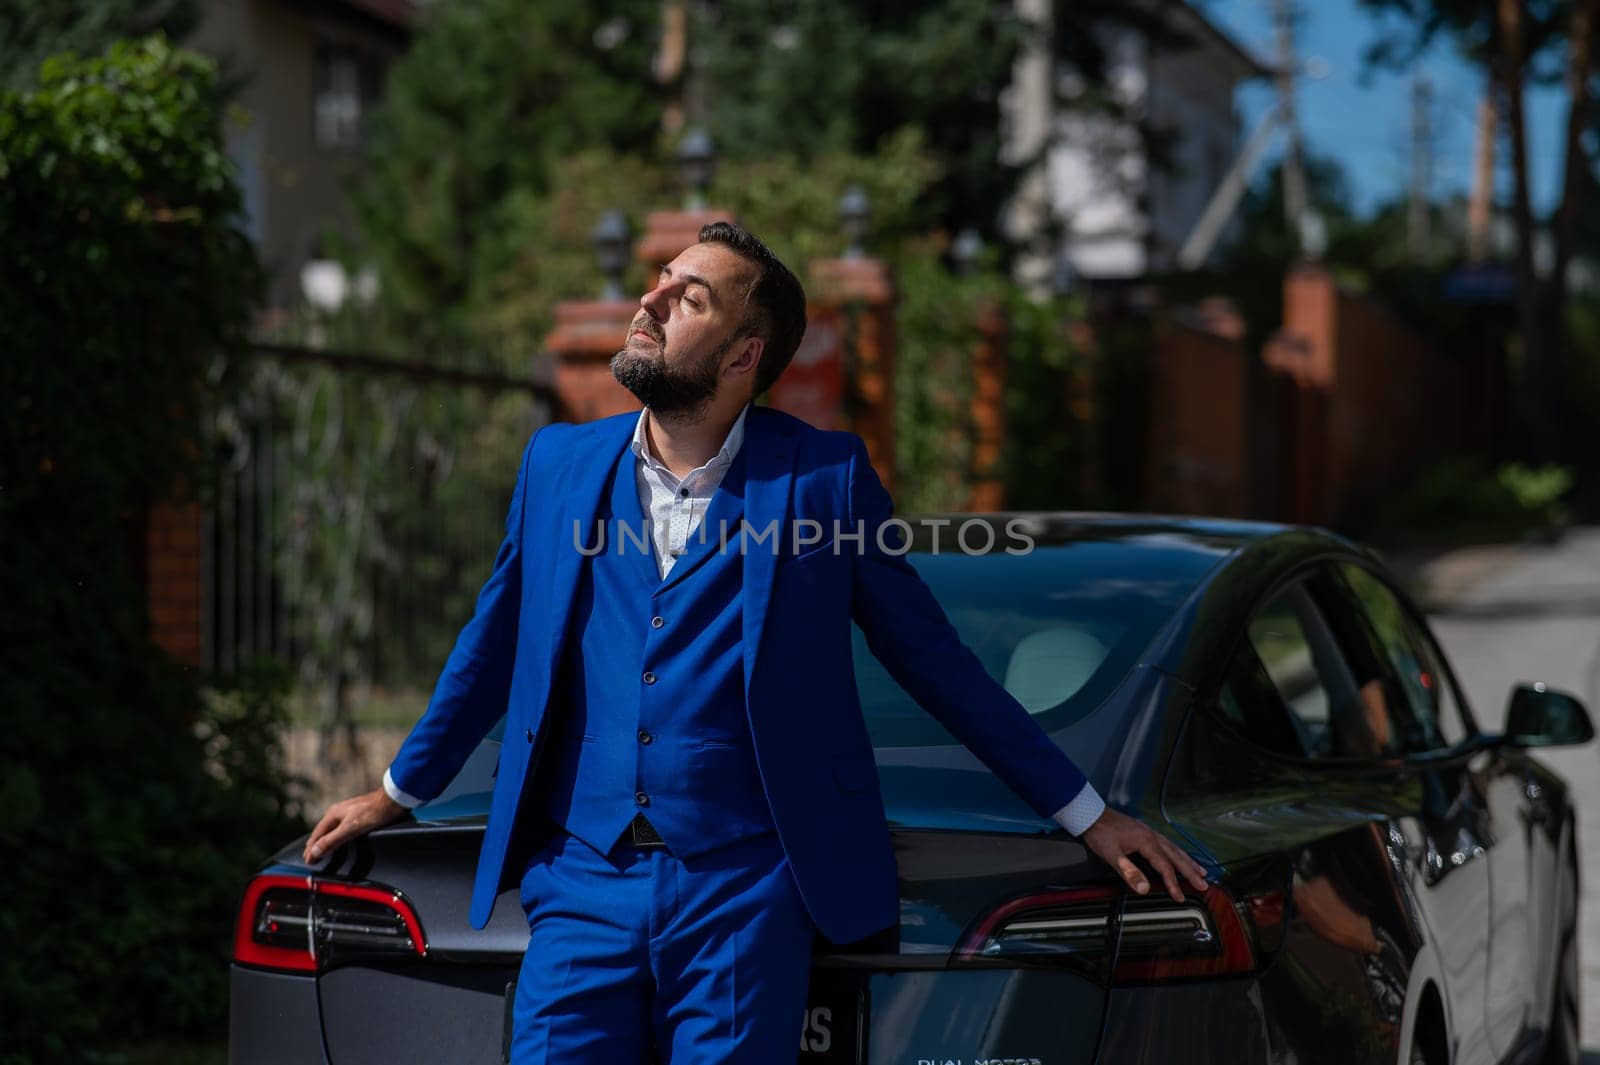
[{"xmin": 536, "ymin": 438, "xmax": 776, "ymax": 858}]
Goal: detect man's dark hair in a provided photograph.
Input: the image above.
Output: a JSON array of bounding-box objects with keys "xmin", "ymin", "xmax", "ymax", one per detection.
[{"xmin": 697, "ymin": 221, "xmax": 807, "ymax": 396}]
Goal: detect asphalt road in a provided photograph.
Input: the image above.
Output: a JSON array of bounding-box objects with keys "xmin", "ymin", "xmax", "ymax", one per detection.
[{"xmin": 1421, "ymin": 527, "xmax": 1600, "ymax": 1056}]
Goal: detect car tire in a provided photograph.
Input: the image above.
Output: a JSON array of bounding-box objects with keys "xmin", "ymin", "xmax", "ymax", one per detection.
[{"xmin": 1540, "ymin": 859, "xmax": 1581, "ymax": 1065}]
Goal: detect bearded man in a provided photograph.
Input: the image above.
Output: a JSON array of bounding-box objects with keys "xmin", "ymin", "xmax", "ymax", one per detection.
[{"xmin": 303, "ymin": 221, "xmax": 1206, "ymax": 1064}]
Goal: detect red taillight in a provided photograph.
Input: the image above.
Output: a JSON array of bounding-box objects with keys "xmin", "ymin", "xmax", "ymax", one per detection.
[
  {"xmin": 957, "ymin": 885, "xmax": 1119, "ymax": 962},
  {"xmin": 957, "ymin": 882, "xmax": 1284, "ymax": 984},
  {"xmin": 233, "ymin": 874, "xmax": 428, "ymax": 973},
  {"xmin": 1112, "ymin": 886, "xmax": 1255, "ymax": 982}
]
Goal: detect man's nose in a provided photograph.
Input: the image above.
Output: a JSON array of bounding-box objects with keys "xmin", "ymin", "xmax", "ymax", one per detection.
[{"xmin": 639, "ymin": 282, "xmax": 672, "ymax": 317}]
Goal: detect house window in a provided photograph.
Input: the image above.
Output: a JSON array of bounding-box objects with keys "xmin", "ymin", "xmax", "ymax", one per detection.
[{"xmin": 314, "ymin": 45, "xmax": 379, "ymax": 148}]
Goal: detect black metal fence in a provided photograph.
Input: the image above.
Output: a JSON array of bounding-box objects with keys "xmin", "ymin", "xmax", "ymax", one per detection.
[{"xmin": 203, "ymin": 343, "xmax": 557, "ymax": 727}]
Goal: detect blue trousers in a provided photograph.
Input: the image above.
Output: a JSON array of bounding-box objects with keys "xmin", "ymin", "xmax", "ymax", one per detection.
[{"xmin": 511, "ymin": 826, "xmax": 816, "ymax": 1064}]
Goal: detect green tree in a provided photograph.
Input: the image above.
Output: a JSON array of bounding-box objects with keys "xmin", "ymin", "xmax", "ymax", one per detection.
[
  {"xmin": 695, "ymin": 0, "xmax": 1024, "ymax": 235},
  {"xmin": 1357, "ymin": 0, "xmax": 1597, "ymax": 463},
  {"xmin": 345, "ymin": 0, "xmax": 663, "ymax": 352},
  {"xmin": 0, "ymin": 36, "xmax": 301, "ymax": 1061},
  {"xmin": 0, "ymin": 0, "xmax": 196, "ymax": 91}
]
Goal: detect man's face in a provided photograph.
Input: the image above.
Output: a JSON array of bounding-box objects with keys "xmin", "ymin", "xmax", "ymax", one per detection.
[{"xmin": 611, "ymin": 242, "xmax": 760, "ymax": 417}]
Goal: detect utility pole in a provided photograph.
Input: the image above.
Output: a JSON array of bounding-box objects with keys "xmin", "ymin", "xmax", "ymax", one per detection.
[
  {"xmin": 656, "ymin": 0, "xmax": 688, "ymax": 136},
  {"xmin": 1272, "ymin": 0, "xmax": 1307, "ymax": 249},
  {"xmin": 1467, "ymin": 80, "xmax": 1497, "ymax": 262},
  {"xmin": 1409, "ymin": 74, "xmax": 1433, "ymax": 260}
]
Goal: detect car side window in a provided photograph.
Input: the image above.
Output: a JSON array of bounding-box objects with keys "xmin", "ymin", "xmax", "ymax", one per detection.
[
  {"xmin": 1329, "ymin": 562, "xmax": 1469, "ymax": 753},
  {"xmin": 1224, "ymin": 581, "xmax": 1383, "ymax": 760},
  {"xmin": 1215, "ymin": 640, "xmax": 1309, "ymax": 758}
]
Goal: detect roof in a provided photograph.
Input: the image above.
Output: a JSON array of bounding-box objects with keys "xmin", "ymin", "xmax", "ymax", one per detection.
[
  {"xmin": 327, "ymin": 0, "xmax": 417, "ymax": 32},
  {"xmin": 1125, "ymin": 0, "xmax": 1272, "ymax": 80}
]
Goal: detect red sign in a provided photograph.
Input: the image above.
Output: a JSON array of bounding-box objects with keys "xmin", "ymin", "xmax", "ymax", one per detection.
[{"xmin": 768, "ymin": 306, "xmax": 844, "ymax": 430}]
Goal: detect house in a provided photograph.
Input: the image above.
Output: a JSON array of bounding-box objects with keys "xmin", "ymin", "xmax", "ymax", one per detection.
[
  {"xmin": 188, "ymin": 0, "xmax": 415, "ymax": 311},
  {"xmin": 1002, "ymin": 0, "xmax": 1267, "ymax": 288}
]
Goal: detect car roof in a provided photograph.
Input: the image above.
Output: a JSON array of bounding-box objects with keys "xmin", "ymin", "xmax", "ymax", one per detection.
[
  {"xmin": 914, "ymin": 510, "xmax": 1368, "ymax": 559},
  {"xmin": 908, "ymin": 512, "xmax": 1385, "ymax": 680},
  {"xmin": 913, "ymin": 511, "xmax": 1299, "ymax": 550}
]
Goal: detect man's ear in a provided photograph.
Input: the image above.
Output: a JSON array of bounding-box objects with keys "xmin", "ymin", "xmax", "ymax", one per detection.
[{"xmin": 725, "ymin": 335, "xmax": 763, "ymax": 380}]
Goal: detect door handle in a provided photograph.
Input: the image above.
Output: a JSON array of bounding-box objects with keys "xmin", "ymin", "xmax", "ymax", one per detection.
[{"xmin": 1525, "ymin": 780, "xmax": 1552, "ymax": 825}]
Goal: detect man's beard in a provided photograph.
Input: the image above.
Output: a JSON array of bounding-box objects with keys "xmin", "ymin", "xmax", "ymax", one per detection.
[{"xmin": 610, "ymin": 326, "xmax": 732, "ymax": 418}]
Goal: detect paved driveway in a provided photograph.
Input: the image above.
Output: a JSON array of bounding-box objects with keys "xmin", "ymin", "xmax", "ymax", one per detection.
[{"xmin": 1417, "ymin": 527, "xmax": 1600, "ymax": 1057}]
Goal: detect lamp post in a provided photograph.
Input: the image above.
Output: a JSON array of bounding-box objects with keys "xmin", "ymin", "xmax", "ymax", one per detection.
[
  {"xmin": 300, "ymin": 257, "xmax": 348, "ymax": 313},
  {"xmin": 592, "ymin": 209, "xmax": 632, "ymax": 300},
  {"xmin": 839, "ymin": 185, "xmax": 870, "ymax": 259},
  {"xmin": 951, "ymin": 228, "xmax": 983, "ymax": 279},
  {"xmin": 677, "ymin": 126, "xmax": 715, "ymax": 211},
  {"xmin": 949, "ymin": 230, "xmax": 1007, "ymax": 511},
  {"xmin": 1051, "ymin": 252, "xmax": 1079, "ymax": 297}
]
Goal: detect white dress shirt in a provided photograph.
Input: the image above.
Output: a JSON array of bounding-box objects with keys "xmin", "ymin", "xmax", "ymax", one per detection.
[
  {"xmin": 631, "ymin": 402, "xmax": 749, "ymax": 579},
  {"xmin": 385, "ymin": 403, "xmax": 1106, "ymax": 836}
]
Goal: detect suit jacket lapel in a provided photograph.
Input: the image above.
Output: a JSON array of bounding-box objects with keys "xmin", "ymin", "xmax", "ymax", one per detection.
[
  {"xmin": 610, "ymin": 438, "xmax": 663, "ymax": 588},
  {"xmin": 741, "ymin": 406, "xmax": 800, "ymax": 697},
  {"xmin": 546, "ymin": 416, "xmax": 637, "ymax": 671}
]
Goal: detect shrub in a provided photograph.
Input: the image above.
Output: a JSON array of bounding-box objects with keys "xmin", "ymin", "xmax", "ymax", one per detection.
[
  {"xmin": 1359, "ymin": 457, "xmax": 1573, "ymax": 547},
  {"xmin": 0, "ymin": 36, "xmax": 304, "ymax": 1061}
]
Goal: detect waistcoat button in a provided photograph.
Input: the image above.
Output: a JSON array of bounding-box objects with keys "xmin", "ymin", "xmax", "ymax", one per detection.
[
  {"xmin": 642, "ymin": 671, "xmax": 657, "ymax": 685},
  {"xmin": 638, "ymin": 729, "xmax": 653, "ymax": 745},
  {"xmin": 651, "ymin": 616, "xmax": 664, "ymax": 628},
  {"xmin": 635, "ymin": 791, "xmax": 650, "ymax": 806}
]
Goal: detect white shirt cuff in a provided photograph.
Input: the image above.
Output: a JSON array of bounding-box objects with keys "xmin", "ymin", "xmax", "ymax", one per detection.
[
  {"xmin": 1050, "ymin": 783, "xmax": 1106, "ymax": 836},
  {"xmin": 382, "ymin": 767, "xmax": 425, "ymax": 810}
]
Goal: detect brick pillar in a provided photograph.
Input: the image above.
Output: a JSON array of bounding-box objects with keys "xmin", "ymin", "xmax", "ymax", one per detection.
[
  {"xmin": 1264, "ymin": 263, "xmax": 1337, "ymax": 525},
  {"xmin": 967, "ymin": 299, "xmax": 1008, "ymax": 511},
  {"xmin": 146, "ymin": 496, "xmax": 203, "ymax": 666},
  {"xmin": 636, "ymin": 208, "xmax": 737, "ymax": 270},
  {"xmin": 1065, "ymin": 318, "xmax": 1099, "ymax": 505},
  {"xmin": 544, "ymin": 301, "xmax": 640, "ymax": 423},
  {"xmin": 805, "ymin": 257, "xmax": 896, "ymax": 495}
]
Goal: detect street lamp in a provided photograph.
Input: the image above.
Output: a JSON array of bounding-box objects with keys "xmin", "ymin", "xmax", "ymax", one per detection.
[
  {"xmin": 300, "ymin": 258, "xmax": 348, "ymax": 312},
  {"xmin": 677, "ymin": 127, "xmax": 716, "ymax": 210},
  {"xmin": 592, "ymin": 209, "xmax": 632, "ymax": 300},
  {"xmin": 951, "ymin": 228, "xmax": 983, "ymax": 278},
  {"xmin": 1051, "ymin": 250, "xmax": 1079, "ymax": 297},
  {"xmin": 839, "ymin": 185, "xmax": 870, "ymax": 259}
]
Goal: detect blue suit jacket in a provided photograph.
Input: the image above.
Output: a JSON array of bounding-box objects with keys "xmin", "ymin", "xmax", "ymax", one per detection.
[{"xmin": 388, "ymin": 404, "xmax": 1089, "ymax": 943}]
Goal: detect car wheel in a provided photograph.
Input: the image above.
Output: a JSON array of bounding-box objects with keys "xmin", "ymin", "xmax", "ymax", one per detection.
[{"xmin": 1541, "ymin": 862, "xmax": 1581, "ymax": 1065}]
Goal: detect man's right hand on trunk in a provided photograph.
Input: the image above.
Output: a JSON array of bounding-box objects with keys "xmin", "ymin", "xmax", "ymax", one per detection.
[{"xmin": 303, "ymin": 787, "xmax": 409, "ymax": 864}]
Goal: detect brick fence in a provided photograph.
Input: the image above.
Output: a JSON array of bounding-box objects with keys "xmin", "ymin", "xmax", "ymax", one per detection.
[
  {"xmin": 1262, "ymin": 264, "xmax": 1506, "ymax": 526},
  {"xmin": 145, "ymin": 497, "xmax": 203, "ymax": 667},
  {"xmin": 1131, "ymin": 264, "xmax": 1507, "ymax": 527},
  {"xmin": 1145, "ymin": 303, "xmax": 1251, "ymax": 518}
]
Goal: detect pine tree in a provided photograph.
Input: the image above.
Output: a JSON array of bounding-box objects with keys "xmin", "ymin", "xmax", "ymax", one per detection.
[{"xmin": 346, "ymin": 0, "xmax": 663, "ymax": 346}]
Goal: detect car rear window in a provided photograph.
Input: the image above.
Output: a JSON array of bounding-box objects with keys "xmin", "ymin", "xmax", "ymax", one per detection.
[{"xmin": 854, "ymin": 541, "xmax": 1216, "ymax": 747}]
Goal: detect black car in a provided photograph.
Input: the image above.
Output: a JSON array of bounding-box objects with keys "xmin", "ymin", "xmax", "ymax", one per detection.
[{"xmin": 230, "ymin": 516, "xmax": 1589, "ymax": 1065}]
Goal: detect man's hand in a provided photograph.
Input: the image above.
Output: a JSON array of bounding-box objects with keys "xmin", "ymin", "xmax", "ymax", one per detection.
[
  {"xmin": 302, "ymin": 787, "xmax": 409, "ymax": 864},
  {"xmin": 1081, "ymin": 807, "xmax": 1209, "ymax": 902}
]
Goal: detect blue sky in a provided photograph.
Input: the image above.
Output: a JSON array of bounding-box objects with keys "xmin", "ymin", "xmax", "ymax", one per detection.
[{"xmin": 1201, "ymin": 0, "xmax": 1568, "ymax": 217}]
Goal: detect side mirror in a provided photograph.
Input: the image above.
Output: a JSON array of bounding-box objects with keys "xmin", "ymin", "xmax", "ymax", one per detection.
[{"xmin": 1504, "ymin": 683, "xmax": 1595, "ymax": 748}]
